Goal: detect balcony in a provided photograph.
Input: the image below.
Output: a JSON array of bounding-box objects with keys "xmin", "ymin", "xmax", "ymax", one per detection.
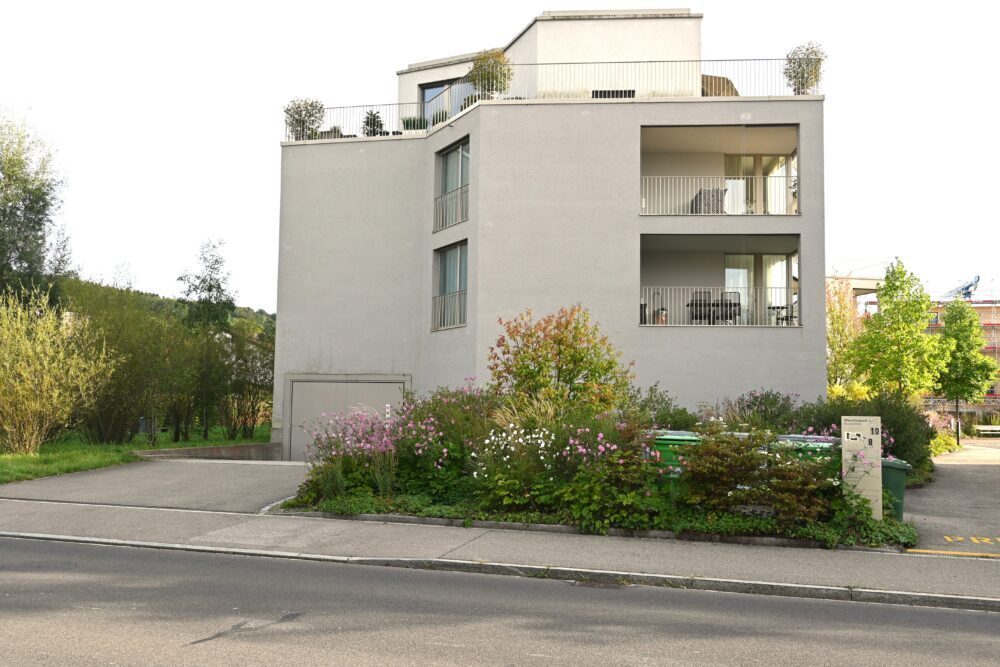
[
  {"xmin": 434, "ymin": 185, "xmax": 469, "ymax": 232},
  {"xmin": 640, "ymin": 234, "xmax": 801, "ymax": 327},
  {"xmin": 432, "ymin": 290, "xmax": 467, "ymax": 331},
  {"xmin": 283, "ymin": 59, "xmax": 822, "ymax": 141},
  {"xmin": 641, "ymin": 126, "xmax": 799, "ymax": 216}
]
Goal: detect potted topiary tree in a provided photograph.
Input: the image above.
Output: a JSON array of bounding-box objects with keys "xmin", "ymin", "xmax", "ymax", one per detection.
[
  {"xmin": 284, "ymin": 98, "xmax": 325, "ymax": 141},
  {"xmin": 362, "ymin": 110, "xmax": 386, "ymax": 137},
  {"xmin": 467, "ymin": 48, "xmax": 513, "ymax": 101},
  {"xmin": 783, "ymin": 42, "xmax": 826, "ymax": 95}
]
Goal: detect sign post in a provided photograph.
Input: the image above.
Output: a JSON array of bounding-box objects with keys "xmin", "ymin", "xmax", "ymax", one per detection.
[{"xmin": 841, "ymin": 416, "xmax": 883, "ymax": 520}]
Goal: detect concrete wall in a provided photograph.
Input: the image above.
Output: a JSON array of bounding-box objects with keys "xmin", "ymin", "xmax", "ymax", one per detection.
[
  {"xmin": 534, "ymin": 15, "xmax": 701, "ymax": 64},
  {"xmin": 274, "ymin": 95, "xmax": 827, "ymax": 446},
  {"xmin": 397, "ymin": 60, "xmax": 473, "ymax": 107}
]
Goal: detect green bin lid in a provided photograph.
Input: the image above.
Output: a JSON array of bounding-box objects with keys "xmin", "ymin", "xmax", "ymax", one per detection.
[{"xmin": 881, "ymin": 458, "xmax": 912, "ymax": 471}]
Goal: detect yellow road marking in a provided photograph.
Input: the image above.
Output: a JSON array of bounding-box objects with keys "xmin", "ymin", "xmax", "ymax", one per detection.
[{"xmin": 906, "ymin": 549, "xmax": 1000, "ymax": 558}]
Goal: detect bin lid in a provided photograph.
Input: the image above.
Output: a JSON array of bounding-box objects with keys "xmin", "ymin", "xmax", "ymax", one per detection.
[
  {"xmin": 654, "ymin": 430, "xmax": 701, "ymax": 445},
  {"xmin": 881, "ymin": 458, "xmax": 912, "ymax": 471}
]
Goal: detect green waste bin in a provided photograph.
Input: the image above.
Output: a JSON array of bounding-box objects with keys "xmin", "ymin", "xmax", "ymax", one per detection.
[
  {"xmin": 881, "ymin": 458, "xmax": 912, "ymax": 521},
  {"xmin": 775, "ymin": 435, "xmax": 840, "ymax": 462},
  {"xmin": 653, "ymin": 431, "xmax": 700, "ymax": 467}
]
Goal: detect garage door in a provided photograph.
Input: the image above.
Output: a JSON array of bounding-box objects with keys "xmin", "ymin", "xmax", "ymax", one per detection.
[{"xmin": 285, "ymin": 375, "xmax": 409, "ymax": 461}]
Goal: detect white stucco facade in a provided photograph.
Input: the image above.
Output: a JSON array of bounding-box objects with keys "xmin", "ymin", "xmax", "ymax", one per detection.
[{"xmin": 272, "ymin": 9, "xmax": 827, "ymax": 458}]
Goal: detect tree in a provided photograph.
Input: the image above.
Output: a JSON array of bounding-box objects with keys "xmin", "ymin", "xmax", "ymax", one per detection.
[
  {"xmin": 935, "ymin": 299, "xmax": 999, "ymax": 444},
  {"xmin": 179, "ymin": 240, "xmax": 236, "ymax": 438},
  {"xmin": 218, "ymin": 317, "xmax": 274, "ymax": 439},
  {"xmin": 467, "ymin": 49, "xmax": 513, "ymax": 98},
  {"xmin": 362, "ymin": 110, "xmax": 384, "ymax": 137},
  {"xmin": 783, "ymin": 42, "xmax": 826, "ymax": 95},
  {"xmin": 0, "ymin": 118, "xmax": 62, "ymax": 291},
  {"xmin": 826, "ymin": 277, "xmax": 864, "ymax": 387},
  {"xmin": 850, "ymin": 260, "xmax": 952, "ymax": 397},
  {"xmin": 283, "ymin": 98, "xmax": 325, "ymax": 141},
  {"xmin": 0, "ymin": 287, "xmax": 116, "ymax": 454}
]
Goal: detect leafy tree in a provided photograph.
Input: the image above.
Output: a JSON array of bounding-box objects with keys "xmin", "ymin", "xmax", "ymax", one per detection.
[
  {"xmin": 468, "ymin": 49, "xmax": 513, "ymax": 97},
  {"xmin": 487, "ymin": 305, "xmax": 633, "ymax": 414},
  {"xmin": 218, "ymin": 317, "xmax": 274, "ymax": 439},
  {"xmin": 783, "ymin": 42, "xmax": 826, "ymax": 94},
  {"xmin": 178, "ymin": 240, "xmax": 236, "ymax": 330},
  {"xmin": 362, "ymin": 110, "xmax": 384, "ymax": 137},
  {"xmin": 935, "ymin": 299, "xmax": 999, "ymax": 444},
  {"xmin": 0, "ymin": 287, "xmax": 116, "ymax": 454},
  {"xmin": 850, "ymin": 260, "xmax": 951, "ymax": 397},
  {"xmin": 0, "ymin": 118, "xmax": 62, "ymax": 292},
  {"xmin": 284, "ymin": 98, "xmax": 325, "ymax": 141},
  {"xmin": 826, "ymin": 277, "xmax": 864, "ymax": 387}
]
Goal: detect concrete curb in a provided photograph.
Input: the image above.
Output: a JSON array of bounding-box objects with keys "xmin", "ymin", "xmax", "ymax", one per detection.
[{"xmin": 2, "ymin": 530, "xmax": 995, "ymax": 613}]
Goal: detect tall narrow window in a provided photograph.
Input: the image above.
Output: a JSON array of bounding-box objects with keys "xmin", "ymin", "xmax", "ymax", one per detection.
[
  {"xmin": 434, "ymin": 140, "xmax": 470, "ymax": 232},
  {"xmin": 433, "ymin": 241, "xmax": 468, "ymax": 330}
]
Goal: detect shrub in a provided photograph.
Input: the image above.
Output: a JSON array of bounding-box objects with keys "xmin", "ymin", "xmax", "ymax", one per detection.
[
  {"xmin": 0, "ymin": 288, "xmax": 117, "ymax": 454},
  {"xmin": 487, "ymin": 305, "xmax": 633, "ymax": 415},
  {"xmin": 623, "ymin": 383, "xmax": 698, "ymax": 430},
  {"xmin": 783, "ymin": 42, "xmax": 826, "ymax": 94},
  {"xmin": 401, "ymin": 116, "xmax": 428, "ymax": 130},
  {"xmin": 307, "ymin": 409, "xmax": 397, "ymax": 498},
  {"xmin": 720, "ymin": 389, "xmax": 799, "ymax": 432},
  {"xmin": 930, "ymin": 432, "xmax": 960, "ymax": 456},
  {"xmin": 795, "ymin": 394, "xmax": 934, "ymax": 468},
  {"xmin": 284, "ymin": 98, "xmax": 325, "ymax": 141},
  {"xmin": 467, "ymin": 49, "xmax": 513, "ymax": 96}
]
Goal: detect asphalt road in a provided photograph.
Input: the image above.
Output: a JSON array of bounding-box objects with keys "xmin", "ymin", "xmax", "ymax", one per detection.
[{"xmin": 1, "ymin": 538, "xmax": 998, "ymax": 666}]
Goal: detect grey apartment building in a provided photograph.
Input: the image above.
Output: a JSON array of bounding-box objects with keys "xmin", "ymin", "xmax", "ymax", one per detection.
[{"xmin": 273, "ymin": 9, "xmax": 826, "ymax": 460}]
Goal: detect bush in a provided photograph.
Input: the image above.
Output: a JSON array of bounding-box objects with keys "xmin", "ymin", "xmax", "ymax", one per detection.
[
  {"xmin": 0, "ymin": 288, "xmax": 117, "ymax": 454},
  {"xmin": 795, "ymin": 394, "xmax": 934, "ymax": 468},
  {"xmin": 625, "ymin": 383, "xmax": 698, "ymax": 430},
  {"xmin": 720, "ymin": 389, "xmax": 799, "ymax": 432},
  {"xmin": 930, "ymin": 432, "xmax": 960, "ymax": 456},
  {"xmin": 401, "ymin": 116, "xmax": 428, "ymax": 130},
  {"xmin": 487, "ymin": 305, "xmax": 633, "ymax": 415},
  {"xmin": 362, "ymin": 110, "xmax": 384, "ymax": 137}
]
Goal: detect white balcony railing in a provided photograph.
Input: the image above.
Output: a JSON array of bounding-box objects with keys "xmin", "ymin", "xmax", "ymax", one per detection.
[
  {"xmin": 432, "ymin": 290, "xmax": 467, "ymax": 331},
  {"xmin": 434, "ymin": 185, "xmax": 470, "ymax": 232},
  {"xmin": 284, "ymin": 59, "xmax": 822, "ymax": 141},
  {"xmin": 640, "ymin": 286, "xmax": 800, "ymax": 326},
  {"xmin": 640, "ymin": 176, "xmax": 798, "ymax": 215}
]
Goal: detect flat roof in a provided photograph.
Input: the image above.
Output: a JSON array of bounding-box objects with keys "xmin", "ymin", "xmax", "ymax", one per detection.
[{"xmin": 398, "ymin": 8, "xmax": 702, "ymax": 75}]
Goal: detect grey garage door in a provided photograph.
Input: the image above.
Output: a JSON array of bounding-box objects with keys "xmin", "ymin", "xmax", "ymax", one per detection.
[{"xmin": 286, "ymin": 376, "xmax": 408, "ymax": 461}]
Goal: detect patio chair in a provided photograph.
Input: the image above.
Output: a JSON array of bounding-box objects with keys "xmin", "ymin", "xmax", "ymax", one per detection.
[
  {"xmin": 687, "ymin": 290, "xmax": 714, "ymax": 324},
  {"xmin": 715, "ymin": 291, "xmax": 741, "ymax": 325}
]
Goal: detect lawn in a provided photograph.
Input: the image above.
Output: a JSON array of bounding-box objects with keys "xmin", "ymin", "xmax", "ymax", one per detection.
[{"xmin": 0, "ymin": 425, "xmax": 271, "ymax": 485}]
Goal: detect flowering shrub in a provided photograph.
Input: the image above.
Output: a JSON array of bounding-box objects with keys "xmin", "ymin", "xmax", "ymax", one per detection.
[
  {"xmin": 307, "ymin": 409, "xmax": 397, "ymax": 497},
  {"xmin": 487, "ymin": 305, "xmax": 633, "ymax": 414}
]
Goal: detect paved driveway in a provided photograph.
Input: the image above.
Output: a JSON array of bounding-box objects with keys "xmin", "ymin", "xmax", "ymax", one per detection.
[
  {"xmin": 0, "ymin": 460, "xmax": 307, "ymax": 514},
  {"xmin": 906, "ymin": 440, "xmax": 1000, "ymax": 557}
]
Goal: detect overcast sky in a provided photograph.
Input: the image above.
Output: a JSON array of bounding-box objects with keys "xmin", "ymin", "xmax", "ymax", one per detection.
[{"xmin": 3, "ymin": 0, "xmax": 997, "ymax": 311}]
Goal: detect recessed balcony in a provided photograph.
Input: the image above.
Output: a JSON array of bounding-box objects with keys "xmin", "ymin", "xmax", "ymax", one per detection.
[
  {"xmin": 640, "ymin": 234, "xmax": 801, "ymax": 327},
  {"xmin": 640, "ymin": 126, "xmax": 799, "ymax": 216}
]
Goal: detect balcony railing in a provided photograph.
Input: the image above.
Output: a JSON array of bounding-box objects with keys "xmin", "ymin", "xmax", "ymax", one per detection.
[
  {"xmin": 641, "ymin": 176, "xmax": 798, "ymax": 215},
  {"xmin": 432, "ymin": 290, "xmax": 467, "ymax": 331},
  {"xmin": 434, "ymin": 185, "xmax": 470, "ymax": 232},
  {"xmin": 284, "ymin": 59, "xmax": 822, "ymax": 141},
  {"xmin": 640, "ymin": 286, "xmax": 800, "ymax": 326}
]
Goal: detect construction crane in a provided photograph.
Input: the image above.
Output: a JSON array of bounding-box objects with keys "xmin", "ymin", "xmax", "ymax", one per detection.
[{"xmin": 943, "ymin": 275, "xmax": 980, "ymax": 300}]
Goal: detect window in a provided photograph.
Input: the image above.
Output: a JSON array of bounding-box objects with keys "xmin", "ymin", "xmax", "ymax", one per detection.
[
  {"xmin": 724, "ymin": 153, "xmax": 798, "ymax": 214},
  {"xmin": 434, "ymin": 140, "xmax": 470, "ymax": 231},
  {"xmin": 724, "ymin": 253, "xmax": 800, "ymax": 325},
  {"xmin": 433, "ymin": 241, "xmax": 468, "ymax": 330},
  {"xmin": 420, "ymin": 80, "xmax": 455, "ymax": 121}
]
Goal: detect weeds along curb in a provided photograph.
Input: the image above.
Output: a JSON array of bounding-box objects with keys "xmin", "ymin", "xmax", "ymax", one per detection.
[
  {"xmin": 2, "ymin": 531, "xmax": 996, "ymax": 613},
  {"xmin": 271, "ymin": 509, "xmax": 899, "ymax": 553}
]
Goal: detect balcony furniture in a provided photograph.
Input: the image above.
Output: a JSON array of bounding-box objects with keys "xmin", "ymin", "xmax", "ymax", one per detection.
[
  {"xmin": 690, "ymin": 187, "xmax": 727, "ymax": 214},
  {"xmin": 654, "ymin": 307, "xmax": 668, "ymax": 325},
  {"xmin": 776, "ymin": 302, "xmax": 797, "ymax": 326},
  {"xmin": 715, "ymin": 291, "xmax": 741, "ymax": 325},
  {"xmin": 687, "ymin": 290, "xmax": 714, "ymax": 324}
]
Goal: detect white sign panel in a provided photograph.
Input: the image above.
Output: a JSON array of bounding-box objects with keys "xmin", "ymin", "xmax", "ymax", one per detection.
[{"xmin": 841, "ymin": 416, "xmax": 883, "ymax": 520}]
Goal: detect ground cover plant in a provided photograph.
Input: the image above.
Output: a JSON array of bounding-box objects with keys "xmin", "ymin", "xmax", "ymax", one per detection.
[{"xmin": 290, "ymin": 306, "xmax": 918, "ymax": 549}]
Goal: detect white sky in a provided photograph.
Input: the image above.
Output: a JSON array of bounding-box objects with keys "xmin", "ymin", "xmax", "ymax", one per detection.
[{"xmin": 3, "ymin": 0, "xmax": 998, "ymax": 311}]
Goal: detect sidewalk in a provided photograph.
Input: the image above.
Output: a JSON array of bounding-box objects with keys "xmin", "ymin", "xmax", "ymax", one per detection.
[{"xmin": 2, "ymin": 495, "xmax": 998, "ymax": 610}]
